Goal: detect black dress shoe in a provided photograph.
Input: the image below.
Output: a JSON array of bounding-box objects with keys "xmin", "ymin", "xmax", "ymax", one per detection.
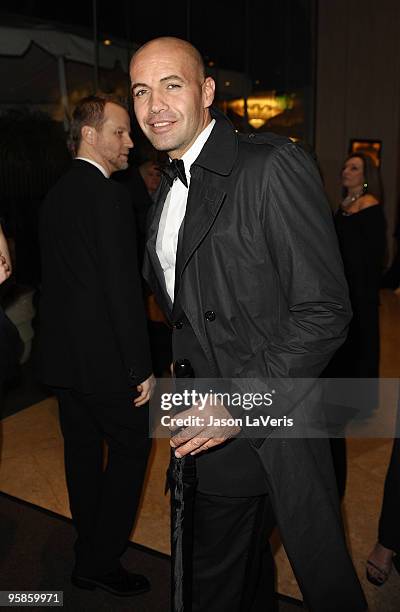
[{"xmin": 71, "ymin": 566, "xmax": 150, "ymax": 597}]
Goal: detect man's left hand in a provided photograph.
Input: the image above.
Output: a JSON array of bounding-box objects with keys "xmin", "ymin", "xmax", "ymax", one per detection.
[{"xmin": 134, "ymin": 373, "xmax": 156, "ymax": 406}]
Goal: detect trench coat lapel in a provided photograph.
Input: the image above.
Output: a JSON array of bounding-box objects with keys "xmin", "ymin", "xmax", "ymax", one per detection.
[
  {"xmin": 172, "ymin": 172, "xmax": 226, "ymax": 316},
  {"xmin": 172, "ymin": 107, "xmax": 237, "ymax": 309},
  {"xmin": 147, "ymin": 106, "xmax": 237, "ymax": 321}
]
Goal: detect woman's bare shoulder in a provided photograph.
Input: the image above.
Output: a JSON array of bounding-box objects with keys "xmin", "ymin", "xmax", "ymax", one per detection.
[{"xmin": 358, "ymin": 194, "xmax": 380, "ymax": 210}]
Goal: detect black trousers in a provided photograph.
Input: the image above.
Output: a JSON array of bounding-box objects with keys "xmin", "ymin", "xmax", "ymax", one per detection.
[
  {"xmin": 56, "ymin": 388, "xmax": 151, "ymax": 576},
  {"xmin": 192, "ymin": 492, "xmax": 277, "ymax": 612},
  {"xmin": 379, "ymin": 437, "xmax": 400, "ymax": 553},
  {"xmin": 330, "ymin": 438, "xmax": 347, "ymax": 500}
]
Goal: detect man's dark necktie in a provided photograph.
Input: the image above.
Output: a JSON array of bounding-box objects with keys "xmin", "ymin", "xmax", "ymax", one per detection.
[{"xmin": 162, "ymin": 158, "xmax": 188, "ymax": 188}]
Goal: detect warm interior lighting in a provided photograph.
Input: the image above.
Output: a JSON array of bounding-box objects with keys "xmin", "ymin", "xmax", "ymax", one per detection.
[
  {"xmin": 103, "ymin": 39, "xmax": 112, "ymax": 46},
  {"xmin": 228, "ymin": 92, "xmax": 294, "ymax": 129}
]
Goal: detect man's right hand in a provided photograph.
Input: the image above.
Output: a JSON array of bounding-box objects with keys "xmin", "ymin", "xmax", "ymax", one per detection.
[
  {"xmin": 134, "ymin": 373, "xmax": 156, "ymax": 406},
  {"xmin": 170, "ymin": 397, "xmax": 241, "ymax": 458}
]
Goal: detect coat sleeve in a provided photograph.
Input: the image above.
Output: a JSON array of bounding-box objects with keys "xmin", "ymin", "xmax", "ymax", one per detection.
[
  {"xmin": 242, "ymin": 143, "xmax": 352, "ymax": 379},
  {"xmin": 233, "ymin": 144, "xmax": 352, "ymax": 439},
  {"xmin": 93, "ymin": 182, "xmax": 152, "ymax": 387}
]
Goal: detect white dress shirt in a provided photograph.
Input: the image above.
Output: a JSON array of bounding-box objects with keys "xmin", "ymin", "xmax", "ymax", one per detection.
[
  {"xmin": 156, "ymin": 119, "xmax": 216, "ymax": 303},
  {"xmin": 75, "ymin": 157, "xmax": 109, "ymax": 178}
]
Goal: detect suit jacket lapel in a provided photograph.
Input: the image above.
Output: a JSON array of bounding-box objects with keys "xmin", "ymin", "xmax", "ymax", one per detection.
[{"xmin": 144, "ymin": 178, "xmax": 173, "ymax": 316}]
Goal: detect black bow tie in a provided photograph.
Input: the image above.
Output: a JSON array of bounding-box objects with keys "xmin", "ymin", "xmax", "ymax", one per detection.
[{"xmin": 162, "ymin": 159, "xmax": 188, "ymax": 188}]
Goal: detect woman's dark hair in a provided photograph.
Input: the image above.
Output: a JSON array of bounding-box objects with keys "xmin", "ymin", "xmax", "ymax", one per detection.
[{"xmin": 343, "ymin": 153, "xmax": 383, "ymax": 202}]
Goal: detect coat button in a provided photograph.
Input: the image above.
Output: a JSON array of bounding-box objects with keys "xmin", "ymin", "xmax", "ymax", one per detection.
[
  {"xmin": 205, "ymin": 310, "xmax": 216, "ymax": 322},
  {"xmin": 173, "ymin": 320, "xmax": 183, "ymax": 329}
]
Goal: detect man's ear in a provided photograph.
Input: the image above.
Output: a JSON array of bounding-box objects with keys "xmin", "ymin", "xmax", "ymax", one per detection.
[
  {"xmin": 81, "ymin": 125, "xmax": 96, "ymax": 145},
  {"xmin": 202, "ymin": 76, "xmax": 216, "ymax": 109}
]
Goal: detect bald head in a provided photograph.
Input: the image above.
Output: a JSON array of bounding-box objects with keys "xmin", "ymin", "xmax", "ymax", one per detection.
[
  {"xmin": 130, "ymin": 36, "xmax": 215, "ymax": 158},
  {"xmin": 131, "ymin": 37, "xmax": 206, "ymax": 83}
]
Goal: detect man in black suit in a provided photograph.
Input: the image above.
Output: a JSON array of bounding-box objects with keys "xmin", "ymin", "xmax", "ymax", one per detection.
[
  {"xmin": 130, "ymin": 38, "xmax": 367, "ymax": 611},
  {"xmin": 37, "ymin": 95, "xmax": 155, "ymax": 597}
]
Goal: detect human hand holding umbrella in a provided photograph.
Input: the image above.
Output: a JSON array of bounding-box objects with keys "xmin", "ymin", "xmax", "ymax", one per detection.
[{"xmin": 169, "ymin": 362, "xmax": 240, "ymax": 611}]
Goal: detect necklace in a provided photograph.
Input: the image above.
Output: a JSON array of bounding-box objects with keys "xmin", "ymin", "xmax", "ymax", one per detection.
[{"xmin": 341, "ymin": 188, "xmax": 365, "ymax": 208}]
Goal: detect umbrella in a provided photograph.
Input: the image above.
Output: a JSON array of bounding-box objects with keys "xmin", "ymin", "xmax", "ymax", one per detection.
[{"xmin": 169, "ymin": 359, "xmax": 197, "ymax": 612}]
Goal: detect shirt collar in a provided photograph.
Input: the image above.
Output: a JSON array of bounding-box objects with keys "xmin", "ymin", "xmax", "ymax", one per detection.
[
  {"xmin": 75, "ymin": 157, "xmax": 110, "ymax": 178},
  {"xmin": 171, "ymin": 119, "xmax": 216, "ymax": 177}
]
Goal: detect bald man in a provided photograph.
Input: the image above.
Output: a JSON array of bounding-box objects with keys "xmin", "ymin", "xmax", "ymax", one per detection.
[{"xmin": 130, "ymin": 38, "xmax": 366, "ymax": 612}]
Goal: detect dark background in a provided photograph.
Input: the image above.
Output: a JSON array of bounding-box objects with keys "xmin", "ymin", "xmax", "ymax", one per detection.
[
  {"xmin": 0, "ymin": 0, "xmax": 316, "ymax": 288},
  {"xmin": 0, "ymin": 0, "xmax": 315, "ymax": 91}
]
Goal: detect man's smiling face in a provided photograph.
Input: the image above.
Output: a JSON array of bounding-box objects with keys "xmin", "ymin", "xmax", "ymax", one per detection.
[{"xmin": 130, "ymin": 39, "xmax": 215, "ymax": 159}]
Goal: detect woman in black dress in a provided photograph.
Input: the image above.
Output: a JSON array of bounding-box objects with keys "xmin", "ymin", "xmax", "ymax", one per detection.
[
  {"xmin": 334, "ymin": 153, "xmax": 386, "ymax": 378},
  {"xmin": 327, "ymin": 154, "xmax": 399, "ymax": 586},
  {"xmin": 328, "ymin": 154, "xmax": 386, "ymax": 500}
]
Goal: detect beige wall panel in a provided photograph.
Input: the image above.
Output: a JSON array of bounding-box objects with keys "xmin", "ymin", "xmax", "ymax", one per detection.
[{"xmin": 316, "ymin": 0, "xmax": 400, "ymax": 253}]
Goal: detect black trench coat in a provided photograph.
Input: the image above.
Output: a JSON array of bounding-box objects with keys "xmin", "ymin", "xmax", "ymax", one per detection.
[{"xmin": 144, "ymin": 107, "xmax": 366, "ymax": 612}]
